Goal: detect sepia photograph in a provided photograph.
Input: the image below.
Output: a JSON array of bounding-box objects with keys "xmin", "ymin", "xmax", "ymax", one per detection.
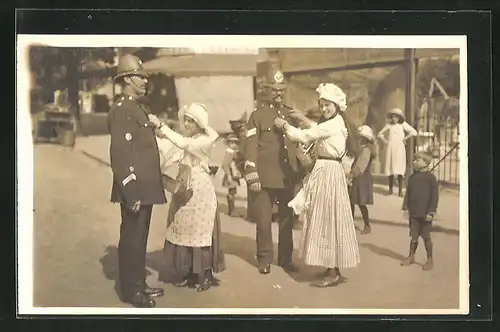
[{"xmin": 16, "ymin": 35, "xmax": 468, "ymax": 315}]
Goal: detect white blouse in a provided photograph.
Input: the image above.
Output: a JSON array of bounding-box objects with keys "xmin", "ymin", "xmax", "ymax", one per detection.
[
  {"xmin": 156, "ymin": 125, "xmax": 219, "ymax": 173},
  {"xmin": 285, "ymin": 114, "xmax": 348, "ymax": 159}
]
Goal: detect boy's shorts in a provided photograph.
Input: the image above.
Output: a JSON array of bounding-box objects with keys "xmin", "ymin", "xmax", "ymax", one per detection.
[{"xmin": 409, "ymin": 217, "xmax": 432, "ymax": 238}]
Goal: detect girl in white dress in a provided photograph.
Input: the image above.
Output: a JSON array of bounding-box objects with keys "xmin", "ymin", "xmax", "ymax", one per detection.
[
  {"xmin": 274, "ymin": 83, "xmax": 361, "ymax": 288},
  {"xmin": 377, "ymin": 108, "xmax": 418, "ymax": 196},
  {"xmin": 149, "ymin": 103, "xmax": 226, "ymax": 292}
]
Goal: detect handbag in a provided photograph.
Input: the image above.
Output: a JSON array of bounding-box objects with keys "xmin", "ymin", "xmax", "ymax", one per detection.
[
  {"xmin": 297, "ymin": 142, "xmax": 317, "ymax": 173},
  {"xmin": 162, "ymin": 165, "xmax": 193, "ymax": 206}
]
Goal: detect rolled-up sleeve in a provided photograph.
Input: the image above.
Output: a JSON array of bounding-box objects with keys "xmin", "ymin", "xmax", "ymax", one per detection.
[
  {"xmin": 285, "ymin": 121, "xmax": 340, "ymax": 144},
  {"xmin": 158, "ymin": 125, "xmax": 219, "ymax": 158}
]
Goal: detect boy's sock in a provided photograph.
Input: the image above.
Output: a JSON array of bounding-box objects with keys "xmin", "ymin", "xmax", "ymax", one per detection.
[
  {"xmin": 422, "ymin": 238, "xmax": 434, "ymax": 271},
  {"xmin": 401, "ymin": 240, "xmax": 418, "ymax": 266}
]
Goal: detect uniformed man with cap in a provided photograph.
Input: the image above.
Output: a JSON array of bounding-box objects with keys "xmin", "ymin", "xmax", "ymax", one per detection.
[
  {"xmin": 108, "ymin": 54, "xmax": 167, "ymax": 308},
  {"xmin": 243, "ymin": 60, "xmax": 301, "ymax": 274}
]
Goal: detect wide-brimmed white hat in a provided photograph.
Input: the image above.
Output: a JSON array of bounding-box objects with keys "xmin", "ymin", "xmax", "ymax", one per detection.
[
  {"xmin": 316, "ymin": 83, "xmax": 347, "ymax": 112},
  {"xmin": 387, "ymin": 108, "xmax": 405, "ymax": 121},
  {"xmin": 358, "ymin": 125, "xmax": 374, "ymax": 141},
  {"xmin": 178, "ymin": 103, "xmax": 209, "ymax": 130}
]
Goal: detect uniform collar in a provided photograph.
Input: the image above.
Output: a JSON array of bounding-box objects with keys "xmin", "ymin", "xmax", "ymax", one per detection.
[{"xmin": 119, "ymin": 94, "xmax": 138, "ymax": 102}]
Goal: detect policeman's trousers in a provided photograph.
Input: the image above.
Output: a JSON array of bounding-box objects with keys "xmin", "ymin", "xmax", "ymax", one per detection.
[
  {"xmin": 118, "ymin": 204, "xmax": 152, "ymax": 296},
  {"xmin": 253, "ymin": 187, "xmax": 294, "ymax": 266}
]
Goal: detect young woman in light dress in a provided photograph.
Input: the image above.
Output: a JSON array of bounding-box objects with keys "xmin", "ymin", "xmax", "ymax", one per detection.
[
  {"xmin": 149, "ymin": 103, "xmax": 226, "ymax": 292},
  {"xmin": 274, "ymin": 83, "xmax": 361, "ymax": 288}
]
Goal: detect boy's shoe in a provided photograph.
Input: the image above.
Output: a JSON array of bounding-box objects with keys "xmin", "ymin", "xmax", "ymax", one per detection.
[
  {"xmin": 422, "ymin": 258, "xmax": 434, "ymax": 271},
  {"xmin": 400, "ymin": 255, "xmax": 415, "ymax": 266}
]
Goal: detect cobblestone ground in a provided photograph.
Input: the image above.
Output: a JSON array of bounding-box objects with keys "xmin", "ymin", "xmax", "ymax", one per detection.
[{"xmin": 31, "ymin": 143, "xmax": 462, "ymax": 310}]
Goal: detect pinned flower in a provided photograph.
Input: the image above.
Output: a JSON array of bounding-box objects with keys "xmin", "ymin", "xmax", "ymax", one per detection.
[{"xmin": 316, "ymin": 83, "xmax": 347, "ymax": 112}]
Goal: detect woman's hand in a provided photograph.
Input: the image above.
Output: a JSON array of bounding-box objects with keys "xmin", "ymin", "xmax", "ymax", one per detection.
[
  {"xmin": 274, "ymin": 117, "xmax": 288, "ymax": 130},
  {"xmin": 148, "ymin": 114, "xmax": 163, "ymax": 128},
  {"xmin": 289, "ymin": 109, "xmax": 307, "ymax": 121}
]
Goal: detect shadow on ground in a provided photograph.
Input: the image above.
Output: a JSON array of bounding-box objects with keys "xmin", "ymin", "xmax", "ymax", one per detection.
[
  {"xmin": 359, "ymin": 243, "xmax": 424, "ymax": 267},
  {"xmin": 354, "ymin": 217, "xmax": 459, "ymax": 236},
  {"xmin": 99, "ymin": 246, "xmax": 157, "ymax": 297}
]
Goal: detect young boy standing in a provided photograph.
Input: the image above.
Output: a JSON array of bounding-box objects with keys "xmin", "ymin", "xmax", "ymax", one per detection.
[
  {"xmin": 221, "ymin": 133, "xmax": 244, "ymax": 217},
  {"xmin": 400, "ymin": 151, "xmax": 439, "ymax": 271}
]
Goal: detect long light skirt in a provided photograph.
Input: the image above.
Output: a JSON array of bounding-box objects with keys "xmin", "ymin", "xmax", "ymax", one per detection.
[{"xmin": 297, "ymin": 160, "xmax": 360, "ymax": 269}]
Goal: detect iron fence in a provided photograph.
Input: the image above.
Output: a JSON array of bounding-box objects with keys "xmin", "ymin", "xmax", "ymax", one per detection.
[{"xmin": 414, "ymin": 97, "xmax": 460, "ymax": 187}]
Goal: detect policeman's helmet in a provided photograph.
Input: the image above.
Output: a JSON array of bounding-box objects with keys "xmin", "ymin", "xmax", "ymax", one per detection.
[
  {"xmin": 256, "ymin": 59, "xmax": 287, "ymax": 91},
  {"xmin": 114, "ymin": 54, "xmax": 149, "ymax": 81}
]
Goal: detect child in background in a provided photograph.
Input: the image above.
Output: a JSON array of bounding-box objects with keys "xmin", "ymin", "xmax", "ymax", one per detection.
[
  {"xmin": 400, "ymin": 151, "xmax": 439, "ymax": 271},
  {"xmin": 221, "ymin": 133, "xmax": 244, "ymax": 217},
  {"xmin": 377, "ymin": 108, "xmax": 417, "ymax": 196},
  {"xmin": 347, "ymin": 125, "xmax": 376, "ymax": 235}
]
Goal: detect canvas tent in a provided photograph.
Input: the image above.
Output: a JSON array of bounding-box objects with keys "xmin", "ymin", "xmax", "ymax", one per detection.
[{"xmin": 143, "ymin": 53, "xmax": 267, "ymax": 133}]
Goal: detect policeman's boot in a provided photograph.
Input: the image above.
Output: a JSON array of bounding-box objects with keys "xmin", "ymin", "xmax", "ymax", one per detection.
[
  {"xmin": 388, "ymin": 176, "xmax": 394, "ymax": 195},
  {"xmin": 397, "ymin": 175, "xmax": 404, "ymax": 197},
  {"xmin": 422, "ymin": 238, "xmax": 434, "ymax": 271},
  {"xmin": 227, "ymin": 195, "xmax": 236, "ymax": 217},
  {"xmin": 144, "ymin": 281, "xmax": 164, "ymax": 298},
  {"xmin": 401, "ymin": 240, "xmax": 418, "ymax": 266}
]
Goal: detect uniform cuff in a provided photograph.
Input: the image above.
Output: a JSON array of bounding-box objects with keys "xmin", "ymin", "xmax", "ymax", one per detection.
[{"xmin": 244, "ymin": 172, "xmax": 259, "ymax": 184}]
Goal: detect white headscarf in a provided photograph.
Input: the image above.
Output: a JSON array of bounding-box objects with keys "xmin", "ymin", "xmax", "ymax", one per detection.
[
  {"xmin": 358, "ymin": 125, "xmax": 374, "ymax": 141},
  {"xmin": 178, "ymin": 103, "xmax": 209, "ymax": 130},
  {"xmin": 316, "ymin": 83, "xmax": 347, "ymax": 112}
]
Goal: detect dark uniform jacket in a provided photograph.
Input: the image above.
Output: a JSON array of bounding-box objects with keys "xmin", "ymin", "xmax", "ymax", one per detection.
[
  {"xmin": 243, "ymin": 103, "xmax": 302, "ymax": 189},
  {"xmin": 402, "ymin": 170, "xmax": 439, "ymax": 218},
  {"xmin": 107, "ymin": 94, "xmax": 167, "ymax": 205}
]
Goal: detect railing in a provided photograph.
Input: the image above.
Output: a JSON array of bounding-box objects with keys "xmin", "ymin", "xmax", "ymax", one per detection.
[{"xmin": 414, "ymin": 99, "xmax": 460, "ymax": 187}]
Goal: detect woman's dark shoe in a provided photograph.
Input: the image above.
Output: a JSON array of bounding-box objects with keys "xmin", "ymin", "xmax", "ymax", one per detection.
[
  {"xmin": 196, "ymin": 276, "xmax": 212, "ymax": 292},
  {"xmin": 173, "ymin": 275, "xmax": 196, "ymax": 288},
  {"xmin": 207, "ymin": 270, "xmax": 221, "ymax": 287},
  {"xmin": 310, "ymin": 275, "xmax": 347, "ymax": 288}
]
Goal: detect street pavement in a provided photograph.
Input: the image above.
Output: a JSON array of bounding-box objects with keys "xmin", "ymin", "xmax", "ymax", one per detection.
[{"xmin": 31, "ymin": 136, "xmax": 463, "ymax": 310}]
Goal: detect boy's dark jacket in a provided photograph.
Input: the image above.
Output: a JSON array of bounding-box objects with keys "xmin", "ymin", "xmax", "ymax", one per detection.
[{"xmin": 402, "ymin": 170, "xmax": 439, "ymax": 219}]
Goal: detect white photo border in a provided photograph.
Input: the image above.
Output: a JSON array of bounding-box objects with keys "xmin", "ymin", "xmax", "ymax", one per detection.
[{"xmin": 16, "ymin": 34, "xmax": 468, "ymax": 316}]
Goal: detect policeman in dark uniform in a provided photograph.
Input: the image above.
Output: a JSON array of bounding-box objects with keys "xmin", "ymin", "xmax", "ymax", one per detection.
[
  {"xmin": 243, "ymin": 60, "xmax": 301, "ymax": 274},
  {"xmin": 108, "ymin": 54, "xmax": 167, "ymax": 308}
]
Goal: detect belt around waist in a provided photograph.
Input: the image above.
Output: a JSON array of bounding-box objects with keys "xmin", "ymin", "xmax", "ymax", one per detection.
[{"xmin": 317, "ymin": 155, "xmax": 343, "ymax": 162}]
